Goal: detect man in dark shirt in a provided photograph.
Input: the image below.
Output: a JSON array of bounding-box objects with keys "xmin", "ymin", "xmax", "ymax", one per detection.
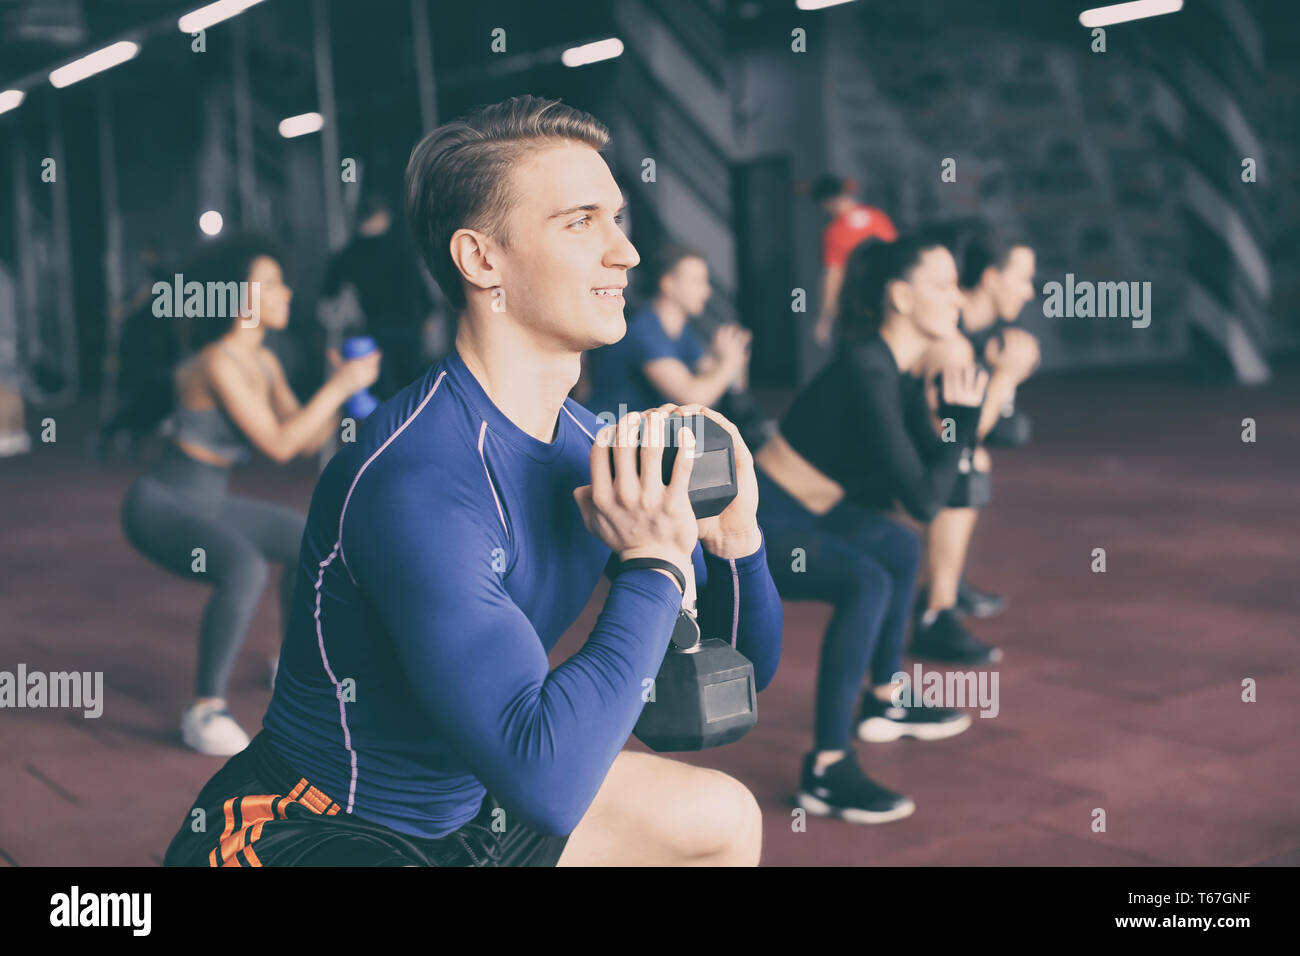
[
  {"xmin": 321, "ymin": 192, "xmax": 437, "ymax": 400},
  {"xmin": 910, "ymin": 232, "xmax": 1040, "ymax": 620}
]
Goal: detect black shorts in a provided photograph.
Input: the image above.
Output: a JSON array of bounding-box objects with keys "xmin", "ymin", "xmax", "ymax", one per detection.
[{"xmin": 163, "ymin": 731, "xmax": 570, "ymax": 867}]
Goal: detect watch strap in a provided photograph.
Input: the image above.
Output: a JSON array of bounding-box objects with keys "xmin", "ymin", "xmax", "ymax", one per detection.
[{"xmin": 615, "ymin": 557, "xmax": 686, "ymax": 596}]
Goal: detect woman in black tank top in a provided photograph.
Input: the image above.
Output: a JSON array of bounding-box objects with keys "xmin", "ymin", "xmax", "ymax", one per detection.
[
  {"xmin": 752, "ymin": 235, "xmax": 990, "ymax": 825},
  {"xmin": 119, "ymin": 235, "xmax": 381, "ymax": 756}
]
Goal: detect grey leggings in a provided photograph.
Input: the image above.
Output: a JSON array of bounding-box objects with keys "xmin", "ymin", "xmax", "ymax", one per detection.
[{"xmin": 121, "ymin": 447, "xmax": 306, "ymax": 699}]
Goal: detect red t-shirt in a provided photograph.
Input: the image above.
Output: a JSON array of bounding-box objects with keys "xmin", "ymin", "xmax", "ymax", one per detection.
[{"xmin": 822, "ymin": 204, "xmax": 898, "ymax": 268}]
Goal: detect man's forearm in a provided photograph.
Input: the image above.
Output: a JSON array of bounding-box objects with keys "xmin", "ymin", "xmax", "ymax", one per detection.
[
  {"xmin": 977, "ymin": 367, "xmax": 1019, "ymax": 440},
  {"xmin": 696, "ymin": 533, "xmax": 782, "ymax": 690},
  {"xmin": 685, "ymin": 364, "xmax": 739, "ymax": 407}
]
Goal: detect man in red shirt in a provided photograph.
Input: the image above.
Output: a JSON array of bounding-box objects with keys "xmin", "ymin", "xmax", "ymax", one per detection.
[{"xmin": 812, "ymin": 174, "xmax": 898, "ymax": 345}]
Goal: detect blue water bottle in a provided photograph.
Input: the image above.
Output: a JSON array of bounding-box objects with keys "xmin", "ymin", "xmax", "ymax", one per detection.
[{"xmin": 341, "ymin": 335, "xmax": 380, "ymax": 421}]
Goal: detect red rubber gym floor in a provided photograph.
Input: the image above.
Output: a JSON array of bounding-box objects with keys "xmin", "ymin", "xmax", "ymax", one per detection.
[{"xmin": 2, "ymin": 367, "xmax": 1297, "ymax": 866}]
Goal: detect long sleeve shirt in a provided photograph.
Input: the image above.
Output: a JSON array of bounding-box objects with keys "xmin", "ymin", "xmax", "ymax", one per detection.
[
  {"xmin": 263, "ymin": 346, "xmax": 783, "ymax": 839},
  {"xmin": 778, "ymin": 334, "xmax": 979, "ymax": 521}
]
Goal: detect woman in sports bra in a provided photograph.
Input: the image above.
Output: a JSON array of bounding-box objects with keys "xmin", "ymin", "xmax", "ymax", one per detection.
[{"xmin": 120, "ymin": 234, "xmax": 381, "ymax": 755}]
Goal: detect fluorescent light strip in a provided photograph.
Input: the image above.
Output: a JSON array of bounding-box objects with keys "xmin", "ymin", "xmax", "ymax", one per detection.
[
  {"xmin": 49, "ymin": 41, "xmax": 140, "ymax": 89},
  {"xmin": 796, "ymin": 0, "xmax": 860, "ymax": 9},
  {"xmin": 279, "ymin": 112, "xmax": 323, "ymax": 138},
  {"xmin": 178, "ymin": 0, "xmax": 267, "ymax": 34},
  {"xmin": 0, "ymin": 89, "xmax": 25, "ymax": 115},
  {"xmin": 1079, "ymin": 0, "xmax": 1183, "ymax": 28},
  {"xmin": 561, "ymin": 38, "xmax": 624, "ymax": 68}
]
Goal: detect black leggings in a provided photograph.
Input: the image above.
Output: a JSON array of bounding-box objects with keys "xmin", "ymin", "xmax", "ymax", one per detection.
[
  {"xmin": 120, "ymin": 447, "xmax": 306, "ymax": 699},
  {"xmin": 756, "ymin": 469, "xmax": 921, "ymax": 751}
]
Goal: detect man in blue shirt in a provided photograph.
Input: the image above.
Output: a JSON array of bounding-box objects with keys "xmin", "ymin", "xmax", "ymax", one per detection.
[
  {"xmin": 163, "ymin": 95, "xmax": 783, "ymax": 868},
  {"xmin": 585, "ymin": 246, "xmax": 764, "ymax": 443}
]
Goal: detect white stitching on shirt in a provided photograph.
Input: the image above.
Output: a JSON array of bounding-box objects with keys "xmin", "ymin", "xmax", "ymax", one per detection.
[
  {"xmin": 729, "ymin": 558, "xmax": 740, "ymax": 648},
  {"xmin": 477, "ymin": 421, "xmax": 510, "ymax": 539},
  {"xmin": 312, "ymin": 541, "xmax": 360, "ymax": 812},
  {"xmin": 328, "ymin": 370, "xmax": 446, "ymax": 807},
  {"xmin": 338, "ymin": 371, "xmax": 448, "ymax": 584},
  {"xmin": 561, "ymin": 403, "xmax": 596, "ymax": 442}
]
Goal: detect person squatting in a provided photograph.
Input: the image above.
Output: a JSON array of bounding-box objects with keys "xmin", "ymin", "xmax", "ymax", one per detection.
[{"xmin": 151, "ymin": 94, "xmax": 1041, "ymax": 865}]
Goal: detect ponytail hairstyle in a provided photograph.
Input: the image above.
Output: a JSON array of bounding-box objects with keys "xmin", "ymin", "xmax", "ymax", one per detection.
[
  {"xmin": 114, "ymin": 233, "xmax": 285, "ymax": 439},
  {"xmin": 836, "ymin": 233, "xmax": 952, "ymax": 347}
]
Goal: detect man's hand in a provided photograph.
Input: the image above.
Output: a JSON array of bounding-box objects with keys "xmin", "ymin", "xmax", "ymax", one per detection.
[
  {"xmin": 711, "ymin": 324, "xmax": 752, "ymax": 385},
  {"xmin": 649, "ymin": 402, "xmax": 762, "ymax": 560},
  {"xmin": 574, "ymin": 409, "xmax": 699, "ymax": 605},
  {"xmin": 984, "ymin": 328, "xmax": 1040, "ymax": 383}
]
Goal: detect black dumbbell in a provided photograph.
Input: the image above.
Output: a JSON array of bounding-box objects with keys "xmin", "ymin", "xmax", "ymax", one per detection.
[
  {"xmin": 606, "ymin": 411, "xmax": 758, "ymax": 751},
  {"xmin": 608, "ymin": 412, "xmax": 738, "ymax": 519},
  {"xmin": 947, "ymin": 451, "xmax": 993, "ymax": 509},
  {"xmin": 633, "ymin": 595, "xmax": 757, "ymax": 753},
  {"xmin": 985, "ymin": 409, "xmax": 1032, "ymax": 447}
]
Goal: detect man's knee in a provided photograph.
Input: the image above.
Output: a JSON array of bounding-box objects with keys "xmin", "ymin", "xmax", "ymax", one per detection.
[
  {"xmin": 674, "ymin": 770, "xmax": 762, "ymax": 866},
  {"xmin": 704, "ymin": 772, "xmax": 763, "ymax": 866}
]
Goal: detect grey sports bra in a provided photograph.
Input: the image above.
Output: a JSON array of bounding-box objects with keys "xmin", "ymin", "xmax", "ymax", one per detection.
[{"xmin": 172, "ymin": 344, "xmax": 275, "ymax": 464}]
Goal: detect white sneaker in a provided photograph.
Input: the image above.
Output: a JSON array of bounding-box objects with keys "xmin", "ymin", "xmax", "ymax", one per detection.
[{"xmin": 181, "ymin": 701, "xmax": 250, "ymax": 756}]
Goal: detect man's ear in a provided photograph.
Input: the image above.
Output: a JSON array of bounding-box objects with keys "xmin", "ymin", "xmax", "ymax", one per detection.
[
  {"xmin": 449, "ymin": 228, "xmax": 500, "ymax": 296},
  {"xmin": 980, "ymin": 266, "xmax": 1000, "ymax": 295}
]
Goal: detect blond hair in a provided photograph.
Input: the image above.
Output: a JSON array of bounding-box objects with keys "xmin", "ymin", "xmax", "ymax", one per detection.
[{"xmin": 404, "ymin": 95, "xmax": 611, "ymax": 311}]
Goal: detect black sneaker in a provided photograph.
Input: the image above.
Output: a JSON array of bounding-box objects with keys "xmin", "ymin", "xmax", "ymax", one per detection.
[
  {"xmin": 796, "ymin": 751, "xmax": 916, "ymax": 825},
  {"xmin": 956, "ymin": 580, "xmax": 1006, "ymax": 619},
  {"xmin": 911, "ymin": 609, "xmax": 1003, "ymax": 665},
  {"xmin": 916, "ymin": 582, "xmax": 1006, "ymax": 619},
  {"xmin": 856, "ymin": 694, "xmax": 972, "ymax": 743}
]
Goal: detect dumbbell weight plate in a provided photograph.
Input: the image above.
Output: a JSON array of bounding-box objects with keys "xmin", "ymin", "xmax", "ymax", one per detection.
[
  {"xmin": 633, "ymin": 639, "xmax": 757, "ymax": 752},
  {"xmin": 608, "ymin": 413, "xmax": 738, "ymax": 519}
]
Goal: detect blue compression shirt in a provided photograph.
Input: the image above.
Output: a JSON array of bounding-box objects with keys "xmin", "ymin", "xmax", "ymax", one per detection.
[{"xmin": 262, "ymin": 346, "xmax": 783, "ymax": 839}]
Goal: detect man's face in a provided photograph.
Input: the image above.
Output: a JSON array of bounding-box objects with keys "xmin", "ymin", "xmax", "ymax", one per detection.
[
  {"xmin": 987, "ymin": 246, "xmax": 1036, "ymax": 320},
  {"xmin": 493, "ymin": 143, "xmax": 639, "ymax": 351},
  {"xmin": 662, "ymin": 256, "xmax": 711, "ymax": 317}
]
